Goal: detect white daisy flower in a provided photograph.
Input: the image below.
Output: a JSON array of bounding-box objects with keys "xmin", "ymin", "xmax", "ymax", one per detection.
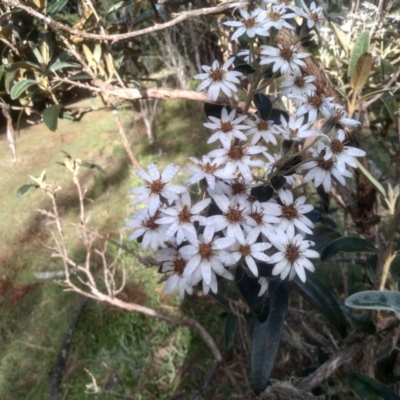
[
  {"xmin": 224, "ymin": 8, "xmax": 270, "ymax": 41},
  {"xmin": 245, "ymin": 114, "xmax": 280, "ymax": 145},
  {"xmin": 231, "ymin": 228, "xmax": 272, "ymax": 277},
  {"xmin": 185, "ymin": 156, "xmax": 235, "ymax": 191},
  {"xmin": 226, "ymin": 178, "xmax": 253, "ymax": 205},
  {"xmin": 194, "ymin": 59, "xmax": 242, "ymax": 101},
  {"xmin": 179, "ymin": 230, "xmax": 236, "ymax": 292},
  {"xmin": 269, "ymin": 228, "xmax": 319, "ymax": 283},
  {"xmin": 260, "ymin": 44, "xmax": 309, "ymax": 76},
  {"xmin": 207, "ymin": 194, "xmax": 255, "ymax": 244},
  {"xmin": 156, "ymin": 192, "xmax": 210, "ymax": 245},
  {"xmin": 331, "ymin": 104, "xmax": 362, "ymax": 129},
  {"xmin": 267, "ymin": 189, "xmax": 314, "ymax": 237},
  {"xmin": 257, "ymin": 277, "xmax": 269, "ymax": 296},
  {"xmin": 245, "ymin": 200, "xmax": 281, "ymax": 236},
  {"xmin": 264, "ymin": 5, "xmax": 296, "ymax": 31},
  {"xmin": 274, "ymin": 114, "xmax": 318, "ymax": 142},
  {"xmin": 208, "ymin": 143, "xmax": 266, "ymax": 182},
  {"xmin": 128, "ymin": 163, "xmax": 186, "ymax": 216},
  {"xmin": 126, "ymin": 209, "xmax": 167, "ymax": 251},
  {"xmin": 204, "ymin": 108, "xmax": 249, "ymax": 148},
  {"xmin": 295, "ymin": 91, "xmax": 336, "ymax": 122},
  {"xmin": 306, "ymin": 1, "xmax": 324, "ymax": 28},
  {"xmin": 323, "ymin": 129, "xmax": 366, "ymax": 172},
  {"xmin": 158, "ymin": 248, "xmax": 194, "ymax": 298},
  {"xmin": 280, "ymin": 74, "xmax": 316, "ymax": 97},
  {"xmin": 300, "ymin": 144, "xmax": 352, "ymax": 192}
]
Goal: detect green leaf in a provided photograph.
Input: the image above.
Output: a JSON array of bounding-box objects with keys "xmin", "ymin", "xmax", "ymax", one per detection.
[
  {"xmin": 251, "ymin": 281, "xmax": 290, "ymax": 394},
  {"xmin": 348, "ymin": 31, "xmax": 370, "ymax": 77},
  {"xmin": 308, "ymin": 225, "xmax": 341, "ymax": 253},
  {"xmin": 345, "ymin": 291, "xmax": 400, "ymax": 319},
  {"xmin": 43, "ymin": 104, "xmax": 62, "ymax": 132},
  {"xmin": 46, "ymin": 61, "xmax": 81, "ymax": 75},
  {"xmin": 80, "ymin": 162, "xmax": 106, "ymax": 174},
  {"xmin": 224, "ymin": 313, "xmax": 237, "ymax": 350},
  {"xmin": 355, "ymin": 159, "xmax": 386, "ymax": 197},
  {"xmin": 0, "ymin": 65, "xmax": 4, "ymax": 81},
  {"xmin": 48, "ymin": 0, "xmax": 69, "ymax": 16},
  {"xmin": 331, "ymin": 22, "xmax": 349, "ymax": 55},
  {"xmin": 17, "ymin": 183, "xmax": 36, "ymax": 197},
  {"xmin": 380, "ymin": 94, "xmax": 396, "ymax": 123},
  {"xmin": 339, "ymin": 302, "xmax": 376, "ymax": 334},
  {"xmin": 7, "ymin": 61, "xmax": 43, "ymax": 72},
  {"xmin": 235, "ymin": 265, "xmax": 270, "ymax": 322},
  {"xmin": 355, "ymin": 88, "xmax": 393, "ymax": 105},
  {"xmin": 292, "ymin": 271, "xmax": 347, "ymax": 338},
  {"xmin": 346, "ymin": 372, "xmax": 400, "ymax": 400},
  {"xmin": 351, "ymin": 52, "xmax": 373, "ymax": 92},
  {"xmin": 10, "ymin": 79, "xmax": 38, "ymax": 100},
  {"xmin": 253, "ymin": 93, "xmax": 272, "ymax": 120},
  {"xmin": 321, "ymin": 236, "xmax": 379, "ymax": 260}
]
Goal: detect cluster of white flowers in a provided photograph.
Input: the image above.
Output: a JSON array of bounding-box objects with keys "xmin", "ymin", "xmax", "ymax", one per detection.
[{"xmin": 126, "ymin": 0, "xmax": 366, "ymax": 299}]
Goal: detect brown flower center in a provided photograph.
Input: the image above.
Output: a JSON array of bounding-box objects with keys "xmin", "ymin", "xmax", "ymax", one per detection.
[
  {"xmin": 250, "ymin": 210, "xmax": 263, "ymax": 224},
  {"xmin": 317, "ymin": 159, "xmax": 334, "ymax": 171},
  {"xmin": 231, "ymin": 180, "xmax": 248, "ymax": 195},
  {"xmin": 172, "ymin": 255, "xmax": 186, "ymax": 276},
  {"xmin": 199, "ymin": 242, "xmax": 213, "ymax": 260},
  {"xmin": 285, "ymin": 243, "xmax": 300, "ymax": 262},
  {"xmin": 225, "ymin": 206, "xmax": 245, "ymax": 223},
  {"xmin": 209, "ymin": 68, "xmax": 225, "ymax": 82},
  {"xmin": 201, "ymin": 162, "xmax": 217, "ymax": 174},
  {"xmin": 330, "ymin": 139, "xmax": 344, "ymax": 154},
  {"xmin": 294, "ymin": 76, "xmax": 305, "ymax": 87},
  {"xmin": 221, "ymin": 121, "xmax": 233, "ymax": 133},
  {"xmin": 289, "ymin": 128, "xmax": 298, "ymax": 138},
  {"xmin": 310, "ymin": 12, "xmax": 319, "ymax": 22},
  {"xmin": 178, "ymin": 205, "xmax": 192, "ymax": 224},
  {"xmin": 239, "ymin": 244, "xmax": 252, "ymax": 256},
  {"xmin": 148, "ymin": 179, "xmax": 165, "ymax": 195},
  {"xmin": 244, "ymin": 17, "xmax": 256, "ymax": 29},
  {"xmin": 268, "ymin": 11, "xmax": 281, "ymax": 21},
  {"xmin": 257, "ymin": 120, "xmax": 269, "ymax": 131},
  {"xmin": 280, "ymin": 46, "xmax": 294, "ymax": 61},
  {"xmin": 281, "ymin": 203, "xmax": 298, "ymax": 220},
  {"xmin": 227, "ymin": 145, "xmax": 244, "ymax": 160},
  {"xmin": 307, "ymin": 94, "xmax": 323, "ymax": 109},
  {"xmin": 142, "ymin": 210, "xmax": 161, "ymax": 230}
]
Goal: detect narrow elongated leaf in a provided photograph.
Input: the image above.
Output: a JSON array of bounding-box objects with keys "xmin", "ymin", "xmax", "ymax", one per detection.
[
  {"xmin": 235, "ymin": 265, "xmax": 270, "ymax": 322},
  {"xmin": 348, "ymin": 31, "xmax": 370, "ymax": 77},
  {"xmin": 331, "ymin": 22, "xmax": 349, "ymax": 54},
  {"xmin": 380, "ymin": 94, "xmax": 396, "ymax": 122},
  {"xmin": 355, "ymin": 159, "xmax": 386, "ymax": 197},
  {"xmin": 48, "ymin": 0, "xmax": 69, "ymax": 16},
  {"xmin": 307, "ymin": 225, "xmax": 341, "ymax": 252},
  {"xmin": 17, "ymin": 183, "xmax": 36, "ymax": 197},
  {"xmin": 10, "ymin": 80, "xmax": 38, "ymax": 100},
  {"xmin": 0, "ymin": 65, "xmax": 4, "ymax": 81},
  {"xmin": 345, "ymin": 291, "xmax": 400, "ymax": 319},
  {"xmin": 351, "ymin": 52, "xmax": 373, "ymax": 91},
  {"xmin": 355, "ymin": 88, "xmax": 393, "ymax": 105},
  {"xmin": 253, "ymin": 93, "xmax": 272, "ymax": 120},
  {"xmin": 224, "ymin": 313, "xmax": 237, "ymax": 350},
  {"xmin": 7, "ymin": 61, "xmax": 43, "ymax": 72},
  {"xmin": 321, "ymin": 236, "xmax": 378, "ymax": 260},
  {"xmin": 251, "ymin": 281, "xmax": 290, "ymax": 394},
  {"xmin": 46, "ymin": 61, "xmax": 81, "ymax": 74},
  {"xmin": 346, "ymin": 372, "xmax": 400, "ymax": 400},
  {"xmin": 292, "ymin": 271, "xmax": 347, "ymax": 338},
  {"xmin": 43, "ymin": 104, "xmax": 62, "ymax": 132},
  {"xmin": 339, "ymin": 302, "xmax": 376, "ymax": 334},
  {"xmin": 80, "ymin": 162, "xmax": 106, "ymax": 174}
]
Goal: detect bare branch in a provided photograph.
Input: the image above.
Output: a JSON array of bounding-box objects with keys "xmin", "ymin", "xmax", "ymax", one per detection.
[{"xmin": 5, "ymin": 0, "xmax": 235, "ymax": 43}]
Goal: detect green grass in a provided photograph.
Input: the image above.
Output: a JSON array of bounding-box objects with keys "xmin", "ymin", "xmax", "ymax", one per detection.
[{"xmin": 0, "ymin": 98, "xmax": 232, "ymax": 399}]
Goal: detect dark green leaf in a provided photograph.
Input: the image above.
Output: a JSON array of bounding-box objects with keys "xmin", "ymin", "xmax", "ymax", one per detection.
[
  {"xmin": 253, "ymin": 93, "xmax": 272, "ymax": 120},
  {"xmin": 251, "ymin": 281, "xmax": 290, "ymax": 394},
  {"xmin": 366, "ymin": 254, "xmax": 378, "ymax": 283},
  {"xmin": 203, "ymin": 103, "xmax": 231, "ymax": 119},
  {"xmin": 292, "ymin": 271, "xmax": 347, "ymax": 338},
  {"xmin": 69, "ymin": 72, "xmax": 93, "ymax": 81},
  {"xmin": 303, "ymin": 210, "xmax": 322, "ymax": 223},
  {"xmin": 48, "ymin": 0, "xmax": 69, "ymax": 16},
  {"xmin": 232, "ymin": 56, "xmax": 256, "ymax": 74},
  {"xmin": 321, "ymin": 236, "xmax": 379, "ymax": 260},
  {"xmin": 278, "ymin": 155, "xmax": 302, "ymax": 175},
  {"xmin": 235, "ymin": 265, "xmax": 269, "ymax": 322},
  {"xmin": 250, "ymin": 185, "xmax": 274, "ymax": 202},
  {"xmin": 43, "ymin": 104, "xmax": 62, "ymax": 132},
  {"xmin": 348, "ymin": 31, "xmax": 371, "ymax": 77},
  {"xmin": 269, "ymin": 108, "xmax": 289, "ymax": 125},
  {"xmin": 339, "ymin": 302, "xmax": 376, "ymax": 335},
  {"xmin": 80, "ymin": 162, "xmax": 106, "ymax": 174},
  {"xmin": 224, "ymin": 313, "xmax": 237, "ymax": 350},
  {"xmin": 10, "ymin": 79, "xmax": 38, "ymax": 100},
  {"xmin": 346, "ymin": 372, "xmax": 400, "ymax": 400},
  {"xmin": 263, "ymin": 66, "xmax": 276, "ymax": 79},
  {"xmin": 17, "ymin": 183, "xmax": 36, "ymax": 197},
  {"xmin": 46, "ymin": 61, "xmax": 81, "ymax": 75},
  {"xmin": 307, "ymin": 225, "xmax": 341, "ymax": 253},
  {"xmin": 271, "ymin": 175, "xmax": 286, "ymax": 191},
  {"xmin": 0, "ymin": 65, "xmax": 4, "ymax": 81}
]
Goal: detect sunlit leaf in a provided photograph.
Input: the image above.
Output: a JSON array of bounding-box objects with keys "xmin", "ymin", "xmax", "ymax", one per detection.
[
  {"xmin": 351, "ymin": 52, "xmax": 373, "ymax": 92},
  {"xmin": 251, "ymin": 281, "xmax": 290, "ymax": 394},
  {"xmin": 331, "ymin": 22, "xmax": 349, "ymax": 55},
  {"xmin": 17, "ymin": 183, "xmax": 36, "ymax": 197},
  {"xmin": 345, "ymin": 291, "xmax": 400, "ymax": 319},
  {"xmin": 321, "ymin": 236, "xmax": 378, "ymax": 260},
  {"xmin": 10, "ymin": 79, "xmax": 38, "ymax": 100},
  {"xmin": 292, "ymin": 271, "xmax": 347, "ymax": 338},
  {"xmin": 43, "ymin": 104, "xmax": 62, "ymax": 132},
  {"xmin": 48, "ymin": 0, "xmax": 69, "ymax": 16},
  {"xmin": 348, "ymin": 31, "xmax": 370, "ymax": 77},
  {"xmin": 346, "ymin": 372, "xmax": 400, "ymax": 400}
]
